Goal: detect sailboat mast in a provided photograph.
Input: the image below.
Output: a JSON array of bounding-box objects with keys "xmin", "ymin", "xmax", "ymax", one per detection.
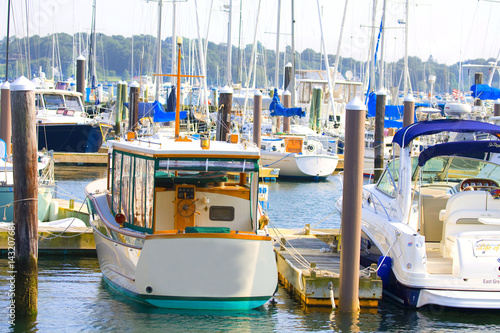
[
  {"xmin": 378, "ymin": 0, "xmax": 387, "ymax": 90},
  {"xmin": 275, "ymin": 0, "xmax": 281, "ymax": 90},
  {"xmin": 403, "ymin": 0, "xmax": 409, "ymax": 96},
  {"xmin": 171, "ymin": 1, "xmax": 177, "ymax": 82},
  {"xmin": 226, "ymin": 0, "xmax": 233, "ymax": 86},
  {"xmin": 5, "ymin": 0, "xmax": 11, "ymax": 81},
  {"xmin": 317, "ymin": 0, "xmax": 348, "ymax": 120},
  {"xmin": 291, "ymin": 0, "xmax": 296, "ymax": 106},
  {"xmin": 155, "ymin": 0, "xmax": 163, "ymax": 101}
]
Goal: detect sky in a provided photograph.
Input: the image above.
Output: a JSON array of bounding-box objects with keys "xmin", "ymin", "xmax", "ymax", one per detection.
[{"xmin": 1, "ymin": 0, "xmax": 500, "ymax": 67}]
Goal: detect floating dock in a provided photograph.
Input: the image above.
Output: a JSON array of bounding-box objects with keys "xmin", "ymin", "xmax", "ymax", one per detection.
[
  {"xmin": 273, "ymin": 228, "xmax": 382, "ymax": 308},
  {"xmin": 0, "ymin": 198, "xmax": 95, "ymax": 255},
  {"xmin": 53, "ymin": 152, "xmax": 108, "ymax": 165}
]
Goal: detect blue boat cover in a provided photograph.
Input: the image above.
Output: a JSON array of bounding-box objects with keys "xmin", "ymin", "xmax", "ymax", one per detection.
[
  {"xmin": 471, "ymin": 84, "xmax": 500, "ymax": 100},
  {"xmin": 269, "ymin": 89, "xmax": 305, "ymax": 117},
  {"xmin": 393, "ymin": 119, "xmax": 500, "ymax": 148},
  {"xmin": 123, "ymin": 101, "xmax": 187, "ymax": 122},
  {"xmin": 418, "ymin": 140, "xmax": 500, "ymax": 166}
]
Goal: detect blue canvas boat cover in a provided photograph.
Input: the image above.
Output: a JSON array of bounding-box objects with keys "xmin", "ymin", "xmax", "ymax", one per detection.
[
  {"xmin": 124, "ymin": 101, "xmax": 187, "ymax": 122},
  {"xmin": 269, "ymin": 89, "xmax": 305, "ymax": 117},
  {"xmin": 471, "ymin": 84, "xmax": 500, "ymax": 100},
  {"xmin": 418, "ymin": 140, "xmax": 500, "ymax": 166},
  {"xmin": 393, "ymin": 119, "xmax": 500, "ymax": 147}
]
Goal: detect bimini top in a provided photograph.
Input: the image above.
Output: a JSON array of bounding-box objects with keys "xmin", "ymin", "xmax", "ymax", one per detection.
[
  {"xmin": 393, "ymin": 119, "xmax": 500, "ymax": 148},
  {"xmin": 417, "ymin": 140, "xmax": 500, "ymax": 167}
]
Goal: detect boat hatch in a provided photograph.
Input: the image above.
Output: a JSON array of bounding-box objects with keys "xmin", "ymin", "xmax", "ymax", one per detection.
[
  {"xmin": 110, "ymin": 149, "xmax": 259, "ymax": 234},
  {"xmin": 285, "ymin": 138, "xmax": 303, "ymax": 153}
]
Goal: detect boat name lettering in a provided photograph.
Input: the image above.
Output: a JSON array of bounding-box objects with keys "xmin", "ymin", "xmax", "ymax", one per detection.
[
  {"xmin": 488, "ymin": 142, "xmax": 500, "ymax": 149},
  {"xmin": 482, "ymin": 279, "xmax": 500, "ymax": 284},
  {"xmin": 475, "ymin": 243, "xmax": 500, "ymax": 252}
]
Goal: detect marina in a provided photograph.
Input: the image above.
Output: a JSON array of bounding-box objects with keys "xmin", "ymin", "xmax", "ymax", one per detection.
[{"xmin": 4, "ymin": 0, "xmax": 500, "ymax": 330}]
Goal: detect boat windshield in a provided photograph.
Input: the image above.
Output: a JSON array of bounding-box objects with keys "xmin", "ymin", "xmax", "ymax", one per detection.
[
  {"xmin": 377, "ymin": 155, "xmax": 500, "ymax": 197},
  {"xmin": 43, "ymin": 94, "xmax": 65, "ymax": 110},
  {"xmin": 65, "ymin": 95, "xmax": 84, "ymax": 112}
]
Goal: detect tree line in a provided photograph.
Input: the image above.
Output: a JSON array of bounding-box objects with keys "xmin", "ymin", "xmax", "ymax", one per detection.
[{"xmin": 0, "ymin": 32, "xmax": 497, "ymax": 94}]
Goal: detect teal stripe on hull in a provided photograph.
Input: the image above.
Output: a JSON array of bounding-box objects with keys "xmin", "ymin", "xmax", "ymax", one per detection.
[{"xmin": 103, "ymin": 275, "xmax": 271, "ymax": 310}]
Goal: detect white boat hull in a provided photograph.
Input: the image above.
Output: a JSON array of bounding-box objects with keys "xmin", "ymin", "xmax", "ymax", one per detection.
[
  {"xmin": 93, "ymin": 228, "xmax": 277, "ymax": 309},
  {"xmin": 261, "ymin": 152, "xmax": 338, "ymax": 179}
]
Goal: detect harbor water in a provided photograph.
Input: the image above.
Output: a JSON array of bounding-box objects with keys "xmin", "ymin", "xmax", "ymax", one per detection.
[{"xmin": 2, "ymin": 166, "xmax": 500, "ymax": 332}]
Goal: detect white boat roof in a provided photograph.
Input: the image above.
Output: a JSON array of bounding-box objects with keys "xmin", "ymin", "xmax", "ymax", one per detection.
[
  {"xmin": 34, "ymin": 89, "xmax": 83, "ymax": 98},
  {"xmin": 108, "ymin": 135, "xmax": 260, "ymax": 159}
]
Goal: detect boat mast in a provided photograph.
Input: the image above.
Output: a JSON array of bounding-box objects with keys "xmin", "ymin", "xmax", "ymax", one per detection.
[
  {"xmin": 378, "ymin": 0, "xmax": 387, "ymax": 91},
  {"xmin": 155, "ymin": 0, "xmax": 163, "ymax": 101},
  {"xmin": 274, "ymin": 0, "xmax": 281, "ymax": 90},
  {"xmin": 194, "ymin": 0, "xmax": 209, "ymax": 121},
  {"xmin": 403, "ymin": 0, "xmax": 409, "ymax": 97},
  {"xmin": 291, "ymin": 0, "xmax": 296, "ymax": 106},
  {"xmin": 317, "ymin": 0, "xmax": 348, "ymax": 121},
  {"xmin": 171, "ymin": 0, "xmax": 177, "ymax": 83},
  {"xmin": 5, "ymin": 0, "xmax": 11, "ymax": 81},
  {"xmin": 226, "ymin": 0, "xmax": 233, "ymax": 86}
]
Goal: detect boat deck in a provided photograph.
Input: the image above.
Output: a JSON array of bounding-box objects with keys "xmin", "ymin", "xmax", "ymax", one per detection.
[{"xmin": 426, "ymin": 242, "xmax": 453, "ymax": 274}]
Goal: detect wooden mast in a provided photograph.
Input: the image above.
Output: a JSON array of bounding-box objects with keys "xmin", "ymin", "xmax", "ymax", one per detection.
[{"xmin": 154, "ymin": 38, "xmax": 204, "ymax": 138}]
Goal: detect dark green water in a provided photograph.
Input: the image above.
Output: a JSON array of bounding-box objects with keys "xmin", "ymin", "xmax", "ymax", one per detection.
[{"xmin": 1, "ymin": 167, "xmax": 500, "ymax": 332}]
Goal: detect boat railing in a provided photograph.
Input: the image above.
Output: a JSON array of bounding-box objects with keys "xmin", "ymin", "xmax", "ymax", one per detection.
[{"xmin": 362, "ymin": 188, "xmax": 392, "ymax": 221}]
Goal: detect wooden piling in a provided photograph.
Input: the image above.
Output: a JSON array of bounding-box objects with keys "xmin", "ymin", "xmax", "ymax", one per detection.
[
  {"xmin": 284, "ymin": 62, "xmax": 292, "ymax": 91},
  {"xmin": 339, "ymin": 97, "xmax": 366, "ymax": 312},
  {"xmin": 217, "ymin": 86, "xmax": 232, "ymax": 141},
  {"xmin": 115, "ymin": 82, "xmax": 123, "ymax": 135},
  {"xmin": 374, "ymin": 90, "xmax": 386, "ymax": 182},
  {"xmin": 474, "ymin": 73, "xmax": 483, "ymax": 107},
  {"xmin": 311, "ymin": 88, "xmax": 322, "ymax": 132},
  {"xmin": 121, "ymin": 82, "xmax": 128, "ymax": 121},
  {"xmin": 1, "ymin": 82, "xmax": 12, "ymax": 155},
  {"xmin": 76, "ymin": 55, "xmax": 86, "ymax": 96},
  {"xmin": 494, "ymin": 99, "xmax": 500, "ymax": 117},
  {"xmin": 129, "ymin": 81, "xmax": 140, "ymax": 132},
  {"xmin": 11, "ymin": 76, "xmax": 38, "ymax": 318},
  {"xmin": 253, "ymin": 91, "xmax": 262, "ymax": 148},
  {"xmin": 282, "ymin": 91, "xmax": 291, "ymax": 133},
  {"xmin": 403, "ymin": 93, "xmax": 415, "ymax": 128}
]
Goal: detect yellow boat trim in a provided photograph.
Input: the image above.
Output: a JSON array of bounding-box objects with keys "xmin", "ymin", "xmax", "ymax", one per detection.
[{"xmin": 147, "ymin": 230, "xmax": 271, "ymax": 241}]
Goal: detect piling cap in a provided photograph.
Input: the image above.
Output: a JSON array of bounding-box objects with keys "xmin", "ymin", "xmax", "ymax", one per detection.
[
  {"xmin": 130, "ymin": 81, "xmax": 140, "ymax": 88},
  {"xmin": 11, "ymin": 76, "xmax": 35, "ymax": 92},
  {"xmin": 285, "ymin": 62, "xmax": 292, "ymax": 68},
  {"xmin": 375, "ymin": 88, "xmax": 387, "ymax": 96},
  {"xmin": 77, "ymin": 54, "xmax": 86, "ymax": 61},
  {"xmin": 404, "ymin": 94, "xmax": 415, "ymax": 102},
  {"xmin": 284, "ymin": 90, "xmax": 291, "ymax": 96},
  {"xmin": 1, "ymin": 81, "xmax": 10, "ymax": 90},
  {"xmin": 254, "ymin": 90, "xmax": 262, "ymax": 96},
  {"xmin": 346, "ymin": 96, "xmax": 366, "ymax": 111},
  {"xmin": 220, "ymin": 85, "xmax": 233, "ymax": 94},
  {"xmin": 495, "ymin": 99, "xmax": 500, "ymax": 105}
]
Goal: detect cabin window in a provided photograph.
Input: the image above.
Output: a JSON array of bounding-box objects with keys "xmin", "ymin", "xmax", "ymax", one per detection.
[
  {"xmin": 64, "ymin": 95, "xmax": 84, "ymax": 112},
  {"xmin": 112, "ymin": 150, "xmax": 155, "ymax": 232},
  {"xmin": 209, "ymin": 206, "xmax": 235, "ymax": 221},
  {"xmin": 43, "ymin": 94, "xmax": 65, "ymax": 110},
  {"xmin": 132, "ymin": 157, "xmax": 154, "ymax": 229}
]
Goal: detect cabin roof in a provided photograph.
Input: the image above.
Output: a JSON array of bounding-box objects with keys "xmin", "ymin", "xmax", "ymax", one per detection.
[{"xmin": 109, "ymin": 136, "xmax": 260, "ymax": 159}]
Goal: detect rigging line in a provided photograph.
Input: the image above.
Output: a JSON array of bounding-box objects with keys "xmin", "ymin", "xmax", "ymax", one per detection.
[
  {"xmin": 38, "ymin": 196, "xmax": 92, "ymax": 240},
  {"xmin": 269, "ymin": 221, "xmax": 313, "ymax": 271}
]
